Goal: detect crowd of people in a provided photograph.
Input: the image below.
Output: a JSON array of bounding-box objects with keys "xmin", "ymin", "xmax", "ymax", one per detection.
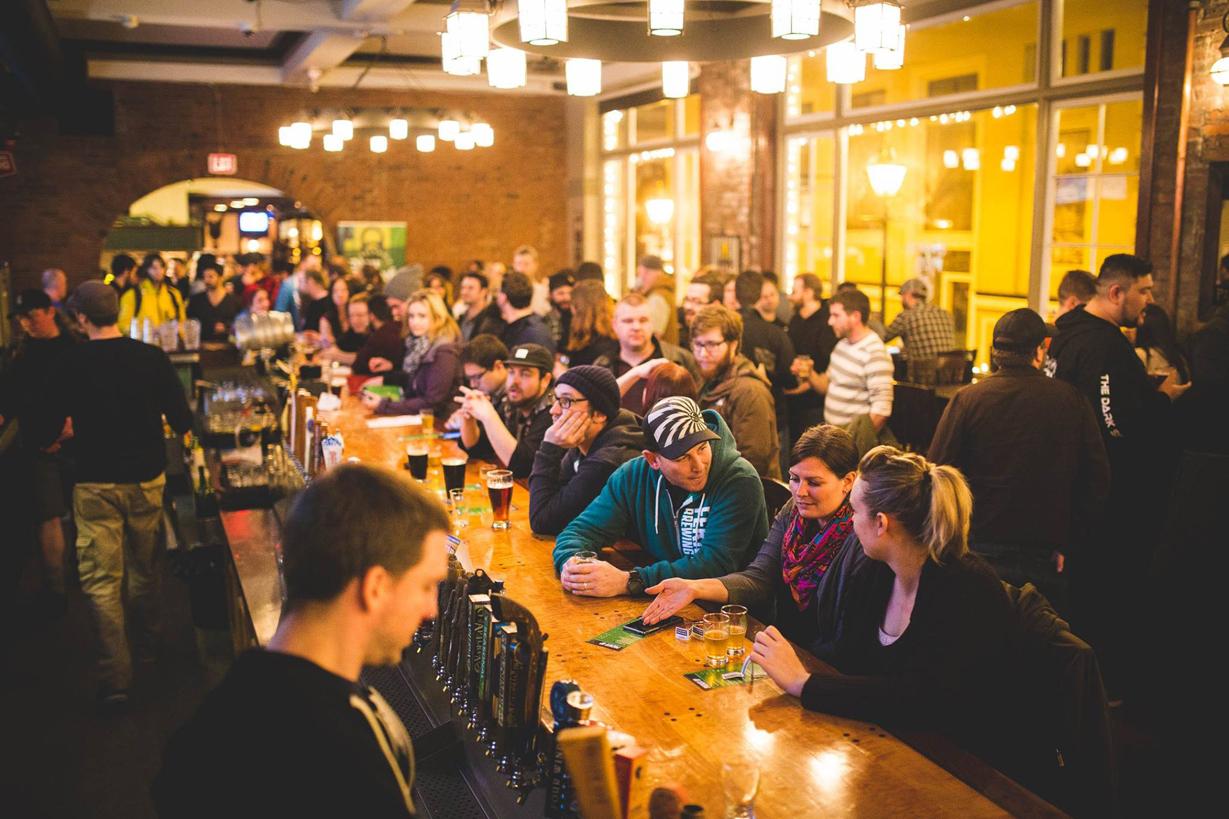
[{"xmin": 6, "ymin": 245, "xmax": 1229, "ymax": 816}]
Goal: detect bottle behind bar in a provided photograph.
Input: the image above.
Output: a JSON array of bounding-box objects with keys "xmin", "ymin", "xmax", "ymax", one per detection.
[{"xmin": 195, "ymin": 465, "xmax": 218, "ymax": 518}]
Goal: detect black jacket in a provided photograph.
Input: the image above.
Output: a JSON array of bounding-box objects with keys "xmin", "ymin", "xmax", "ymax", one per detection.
[
  {"xmin": 928, "ymin": 366, "xmax": 1110, "ymax": 554},
  {"xmin": 1046, "ymin": 306, "xmax": 1175, "ymax": 490},
  {"xmin": 501, "ymin": 313, "xmax": 556, "ymax": 354},
  {"xmin": 528, "ymin": 409, "xmax": 646, "ymax": 535},
  {"xmin": 459, "ymin": 302, "xmax": 505, "ymax": 342},
  {"xmin": 740, "ymin": 308, "xmax": 796, "ymax": 417}
]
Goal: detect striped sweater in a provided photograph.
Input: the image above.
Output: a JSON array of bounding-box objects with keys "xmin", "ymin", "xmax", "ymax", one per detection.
[{"xmin": 823, "ymin": 331, "xmax": 895, "ymax": 426}]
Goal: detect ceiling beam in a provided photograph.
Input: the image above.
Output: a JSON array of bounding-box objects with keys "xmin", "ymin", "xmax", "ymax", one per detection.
[{"xmin": 280, "ymin": 0, "xmax": 423, "ymax": 86}]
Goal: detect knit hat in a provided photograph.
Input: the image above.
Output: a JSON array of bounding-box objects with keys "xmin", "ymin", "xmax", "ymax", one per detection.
[
  {"xmin": 643, "ymin": 396, "xmax": 719, "ymax": 460},
  {"xmin": 556, "ymin": 365, "xmax": 620, "ymax": 421},
  {"xmin": 384, "ymin": 264, "xmax": 422, "ymax": 302},
  {"xmin": 67, "ymin": 280, "xmax": 119, "ymax": 325}
]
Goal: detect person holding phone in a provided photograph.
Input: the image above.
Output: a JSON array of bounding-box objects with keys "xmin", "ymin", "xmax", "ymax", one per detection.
[{"xmin": 640, "ymin": 425, "xmax": 864, "ymax": 659}]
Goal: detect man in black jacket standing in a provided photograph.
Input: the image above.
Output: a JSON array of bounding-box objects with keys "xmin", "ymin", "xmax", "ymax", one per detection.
[
  {"xmin": 735, "ymin": 270, "xmax": 795, "ymax": 476},
  {"xmin": 930, "ymin": 309, "xmax": 1109, "ymax": 612},
  {"xmin": 1046, "ymin": 254, "xmax": 1188, "ymax": 691},
  {"xmin": 34, "ymin": 281, "xmax": 193, "ymax": 707},
  {"xmin": 528, "ymin": 366, "xmax": 645, "ymax": 535}
]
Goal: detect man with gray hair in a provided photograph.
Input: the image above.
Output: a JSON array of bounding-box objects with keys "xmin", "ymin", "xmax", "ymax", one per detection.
[{"xmin": 883, "ymin": 277, "xmax": 955, "ymax": 384}]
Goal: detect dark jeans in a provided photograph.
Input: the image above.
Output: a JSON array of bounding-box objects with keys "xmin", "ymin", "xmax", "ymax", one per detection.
[{"xmin": 972, "ymin": 541, "xmax": 1069, "ymax": 617}]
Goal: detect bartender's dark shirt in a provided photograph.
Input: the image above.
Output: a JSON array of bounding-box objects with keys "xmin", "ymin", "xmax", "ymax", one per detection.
[
  {"xmin": 154, "ymin": 650, "xmax": 416, "ymax": 818},
  {"xmin": 353, "ymin": 322, "xmax": 407, "ymax": 375},
  {"xmin": 187, "ymin": 291, "xmax": 240, "ymax": 342},
  {"xmin": 303, "ymin": 295, "xmax": 340, "ymax": 336}
]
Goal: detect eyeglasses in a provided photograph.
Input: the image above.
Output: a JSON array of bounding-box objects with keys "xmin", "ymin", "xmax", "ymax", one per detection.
[
  {"xmin": 465, "ymin": 369, "xmax": 488, "ymax": 386},
  {"xmin": 553, "ymin": 396, "xmax": 589, "ymax": 411},
  {"xmin": 691, "ymin": 339, "xmax": 730, "ymax": 354}
]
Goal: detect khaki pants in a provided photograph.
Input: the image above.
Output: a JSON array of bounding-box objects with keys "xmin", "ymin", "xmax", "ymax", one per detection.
[{"xmin": 73, "ymin": 474, "xmax": 166, "ymax": 691}]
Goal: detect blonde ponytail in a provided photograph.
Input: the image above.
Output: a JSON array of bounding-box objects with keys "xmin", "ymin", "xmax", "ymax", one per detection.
[{"xmin": 857, "ymin": 446, "xmax": 974, "ymax": 564}]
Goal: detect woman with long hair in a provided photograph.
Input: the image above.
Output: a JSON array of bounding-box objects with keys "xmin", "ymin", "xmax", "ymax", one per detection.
[
  {"xmin": 641, "ymin": 361, "xmax": 699, "ymax": 417},
  {"xmin": 117, "ymin": 251, "xmax": 187, "ymax": 333},
  {"xmin": 749, "ymin": 446, "xmax": 1015, "ymax": 751},
  {"xmin": 363, "ymin": 290, "xmax": 462, "ymax": 416},
  {"xmin": 321, "ymin": 276, "xmax": 368, "ymax": 352},
  {"xmin": 562, "ymin": 279, "xmax": 618, "ymax": 366},
  {"xmin": 1136, "ymin": 303, "xmax": 1189, "ymax": 383},
  {"xmin": 424, "ymin": 270, "xmax": 453, "ymax": 312},
  {"xmin": 641, "ymin": 425, "xmax": 864, "ymax": 658}
]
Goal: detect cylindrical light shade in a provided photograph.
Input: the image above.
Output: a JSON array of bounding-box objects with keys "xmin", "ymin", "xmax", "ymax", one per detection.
[
  {"xmin": 518, "ymin": 0, "xmax": 568, "ymax": 46},
  {"xmin": 648, "ymin": 0, "xmax": 684, "ymax": 37},
  {"xmin": 417, "ymin": 134, "xmax": 437, "ymax": 152},
  {"xmin": 454, "ymin": 131, "xmax": 476, "ymax": 150},
  {"xmin": 441, "ymin": 31, "xmax": 482, "ymax": 76},
  {"xmin": 662, "ymin": 61, "xmax": 689, "ymax": 99},
  {"xmin": 278, "ymin": 126, "xmax": 293, "ymax": 147},
  {"xmin": 389, "ymin": 118, "xmax": 409, "ymax": 140},
  {"xmin": 826, "ymin": 42, "xmax": 866, "ymax": 84},
  {"xmin": 439, "ymin": 119, "xmax": 461, "ymax": 141},
  {"xmin": 323, "ymin": 133, "xmax": 344, "ymax": 152},
  {"xmin": 872, "ymin": 24, "xmax": 906, "ymax": 70},
  {"xmin": 772, "ymin": 0, "xmax": 820, "ymax": 41},
  {"xmin": 332, "ymin": 118, "xmax": 354, "ymax": 140},
  {"xmin": 566, "ymin": 58, "xmax": 602, "ymax": 96},
  {"xmin": 750, "ymin": 55, "xmax": 788, "ymax": 94},
  {"xmin": 370, "ymin": 135, "xmax": 389, "ymax": 153},
  {"xmin": 445, "ymin": 5, "xmax": 490, "ymax": 60},
  {"xmin": 645, "ymin": 197, "xmax": 675, "ymax": 225},
  {"xmin": 487, "ymin": 47, "xmax": 528, "ymax": 89},
  {"xmin": 942, "ymin": 149, "xmax": 959, "ymax": 169},
  {"xmin": 855, "ymin": 2, "xmax": 902, "ymax": 53},
  {"xmin": 961, "ymin": 148, "xmax": 980, "ymax": 170},
  {"xmin": 472, "ymin": 122, "xmax": 495, "ymax": 147},
  {"xmin": 290, "ymin": 121, "xmax": 313, "ymax": 149},
  {"xmin": 866, "ymin": 161, "xmax": 906, "ymax": 197}
]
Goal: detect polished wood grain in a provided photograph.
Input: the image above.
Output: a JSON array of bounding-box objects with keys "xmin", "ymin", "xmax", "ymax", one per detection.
[{"xmin": 309, "ymin": 397, "xmax": 1013, "ymax": 817}]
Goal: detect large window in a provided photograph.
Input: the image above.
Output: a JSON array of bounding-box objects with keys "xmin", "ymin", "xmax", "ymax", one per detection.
[
  {"xmin": 782, "ymin": 0, "xmax": 1146, "ymax": 364},
  {"xmin": 601, "ymin": 97, "xmax": 701, "ymax": 293}
]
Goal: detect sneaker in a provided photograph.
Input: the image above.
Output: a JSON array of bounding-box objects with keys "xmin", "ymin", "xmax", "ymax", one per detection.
[{"xmin": 97, "ymin": 688, "xmax": 130, "ymax": 712}]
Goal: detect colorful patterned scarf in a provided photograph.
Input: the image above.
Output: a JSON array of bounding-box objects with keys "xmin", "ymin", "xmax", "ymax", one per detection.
[{"xmin": 780, "ymin": 499, "xmax": 854, "ymax": 610}]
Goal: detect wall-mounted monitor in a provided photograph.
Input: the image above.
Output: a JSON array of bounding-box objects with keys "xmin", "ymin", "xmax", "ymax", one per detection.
[{"xmin": 238, "ymin": 210, "xmax": 270, "ymax": 235}]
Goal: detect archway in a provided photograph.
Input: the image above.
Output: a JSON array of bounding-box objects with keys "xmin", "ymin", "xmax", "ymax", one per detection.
[{"xmin": 100, "ymin": 177, "xmax": 328, "ymax": 280}]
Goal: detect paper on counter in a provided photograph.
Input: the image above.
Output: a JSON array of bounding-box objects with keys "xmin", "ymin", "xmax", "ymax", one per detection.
[{"xmin": 365, "ymin": 415, "xmax": 423, "ymax": 429}]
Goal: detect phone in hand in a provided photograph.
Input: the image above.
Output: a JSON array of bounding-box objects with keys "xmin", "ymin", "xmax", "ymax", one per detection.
[{"xmin": 623, "ymin": 615, "xmax": 683, "ymax": 636}]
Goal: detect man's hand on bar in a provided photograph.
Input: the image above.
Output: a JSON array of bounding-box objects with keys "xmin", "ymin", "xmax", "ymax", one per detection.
[{"xmin": 560, "ymin": 557, "xmax": 629, "ymax": 598}]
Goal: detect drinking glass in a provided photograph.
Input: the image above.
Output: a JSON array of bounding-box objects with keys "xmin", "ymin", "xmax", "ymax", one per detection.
[
  {"xmin": 722, "ymin": 755, "xmax": 760, "ymax": 819},
  {"xmin": 485, "ymin": 469, "xmax": 513, "ymax": 530},
  {"xmin": 721, "ymin": 604, "xmax": 748, "ymax": 659},
  {"xmin": 703, "ymin": 613, "xmax": 731, "ymax": 668},
  {"xmin": 184, "ymin": 319, "xmax": 201, "ymax": 350},
  {"xmin": 443, "ymin": 455, "xmax": 468, "ymax": 495},
  {"xmin": 449, "ymin": 488, "xmax": 468, "ymax": 531},
  {"xmin": 420, "ymin": 408, "xmax": 435, "ymax": 431},
  {"xmin": 406, "ymin": 441, "xmax": 429, "ymax": 481}
]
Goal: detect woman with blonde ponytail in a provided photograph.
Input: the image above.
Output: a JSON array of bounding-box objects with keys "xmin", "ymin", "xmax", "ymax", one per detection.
[{"xmin": 750, "ymin": 445, "xmax": 1018, "ymax": 759}]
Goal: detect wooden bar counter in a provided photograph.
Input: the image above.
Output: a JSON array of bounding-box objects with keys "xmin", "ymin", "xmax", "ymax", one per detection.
[{"xmin": 223, "ymin": 395, "xmax": 1055, "ymax": 818}]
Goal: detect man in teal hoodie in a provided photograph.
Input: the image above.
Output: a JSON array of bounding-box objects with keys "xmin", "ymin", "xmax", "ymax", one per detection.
[{"xmin": 554, "ymin": 396, "xmax": 768, "ymax": 597}]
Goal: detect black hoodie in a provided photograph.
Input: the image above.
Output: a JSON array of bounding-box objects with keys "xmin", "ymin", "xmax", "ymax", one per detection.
[
  {"xmin": 528, "ymin": 408, "xmax": 647, "ymax": 535},
  {"xmin": 1046, "ymin": 305, "xmax": 1173, "ymax": 488}
]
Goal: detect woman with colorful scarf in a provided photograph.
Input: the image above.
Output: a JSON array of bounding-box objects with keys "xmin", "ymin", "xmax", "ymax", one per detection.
[{"xmin": 640, "ymin": 424, "xmax": 865, "ymax": 660}]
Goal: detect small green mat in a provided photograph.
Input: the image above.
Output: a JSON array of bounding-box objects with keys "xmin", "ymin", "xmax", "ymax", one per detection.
[
  {"xmin": 363, "ymin": 385, "xmax": 404, "ymax": 401},
  {"xmin": 586, "ymin": 618, "xmax": 651, "ymax": 651},
  {"xmin": 683, "ymin": 664, "xmax": 763, "ymax": 690}
]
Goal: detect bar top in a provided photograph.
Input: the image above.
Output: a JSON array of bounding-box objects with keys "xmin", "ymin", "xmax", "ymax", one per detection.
[{"xmin": 224, "ymin": 395, "xmax": 1024, "ymax": 817}]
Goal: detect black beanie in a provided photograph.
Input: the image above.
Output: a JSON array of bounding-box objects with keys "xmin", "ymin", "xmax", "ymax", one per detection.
[{"xmin": 555, "ymin": 365, "xmax": 621, "ymax": 422}]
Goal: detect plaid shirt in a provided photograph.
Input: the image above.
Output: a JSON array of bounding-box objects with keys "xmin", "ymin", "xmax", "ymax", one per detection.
[{"xmin": 885, "ymin": 303, "xmax": 955, "ymax": 361}]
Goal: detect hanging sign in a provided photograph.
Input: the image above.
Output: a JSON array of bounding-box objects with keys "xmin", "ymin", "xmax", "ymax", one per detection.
[
  {"xmin": 0, "ymin": 151, "xmax": 15, "ymax": 178},
  {"xmin": 207, "ymin": 153, "xmax": 238, "ymax": 175}
]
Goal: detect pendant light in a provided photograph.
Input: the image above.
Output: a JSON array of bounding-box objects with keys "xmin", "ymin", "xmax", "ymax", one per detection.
[
  {"xmin": 323, "ymin": 133, "xmax": 343, "ymax": 152},
  {"xmin": 438, "ymin": 118, "xmax": 461, "ymax": 141},
  {"xmin": 854, "ymin": 2, "xmax": 902, "ymax": 54},
  {"xmin": 417, "ymin": 134, "xmax": 437, "ymax": 153},
  {"xmin": 750, "ymin": 55, "xmax": 788, "ymax": 94},
  {"xmin": 370, "ymin": 135, "xmax": 389, "ymax": 154},
  {"xmin": 566, "ymin": 58, "xmax": 602, "ymax": 97},
  {"xmin": 826, "ymin": 41, "xmax": 866, "ymax": 84},
  {"xmin": 441, "ymin": 31, "xmax": 481, "ymax": 76},
  {"xmin": 872, "ymin": 24, "xmax": 906, "ymax": 70},
  {"xmin": 389, "ymin": 117, "xmax": 409, "ymax": 140},
  {"xmin": 455, "ymin": 131, "xmax": 476, "ymax": 150},
  {"xmin": 771, "ymin": 0, "xmax": 820, "ymax": 41},
  {"xmin": 662, "ymin": 61, "xmax": 689, "ymax": 99},
  {"xmin": 332, "ymin": 116, "xmax": 354, "ymax": 140},
  {"xmin": 445, "ymin": 0, "xmax": 490, "ymax": 60},
  {"xmin": 472, "ymin": 122, "xmax": 495, "ymax": 147},
  {"xmin": 487, "ymin": 47, "xmax": 528, "ymax": 89},
  {"xmin": 518, "ymin": 0, "xmax": 568, "ymax": 46},
  {"xmin": 648, "ymin": 0, "xmax": 684, "ymax": 37}
]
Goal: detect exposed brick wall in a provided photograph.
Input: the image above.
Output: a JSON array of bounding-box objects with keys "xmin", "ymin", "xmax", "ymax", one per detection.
[
  {"xmin": 698, "ymin": 62, "xmax": 777, "ymax": 272},
  {"xmin": 0, "ymin": 81, "xmax": 568, "ymax": 293}
]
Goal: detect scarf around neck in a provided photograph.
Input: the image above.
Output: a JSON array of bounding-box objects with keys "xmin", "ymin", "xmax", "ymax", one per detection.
[
  {"xmin": 401, "ymin": 334, "xmax": 431, "ymax": 382},
  {"xmin": 780, "ymin": 498, "xmax": 854, "ymax": 610}
]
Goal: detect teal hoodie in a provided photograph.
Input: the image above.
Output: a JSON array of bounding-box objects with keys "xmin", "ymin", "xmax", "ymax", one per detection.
[{"xmin": 552, "ymin": 410, "xmax": 769, "ymax": 588}]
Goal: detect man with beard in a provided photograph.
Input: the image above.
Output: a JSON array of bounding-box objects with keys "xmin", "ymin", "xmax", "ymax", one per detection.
[
  {"xmin": 680, "ymin": 272, "xmax": 723, "ymax": 349},
  {"xmin": 691, "ymin": 304, "xmax": 782, "ymax": 479},
  {"xmin": 593, "ymin": 293, "xmax": 700, "ymax": 415},
  {"xmin": 458, "ymin": 343, "xmax": 555, "ymax": 477}
]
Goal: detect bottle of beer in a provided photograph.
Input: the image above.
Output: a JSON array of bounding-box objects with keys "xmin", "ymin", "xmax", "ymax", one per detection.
[{"xmin": 195, "ymin": 465, "xmax": 218, "ymax": 518}]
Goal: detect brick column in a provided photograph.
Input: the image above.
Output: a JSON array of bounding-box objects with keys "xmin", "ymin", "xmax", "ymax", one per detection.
[{"xmin": 698, "ymin": 61, "xmax": 778, "ymax": 272}]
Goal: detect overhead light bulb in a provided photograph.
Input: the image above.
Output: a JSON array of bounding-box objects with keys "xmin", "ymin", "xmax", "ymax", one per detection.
[
  {"xmin": 417, "ymin": 134, "xmax": 436, "ymax": 152},
  {"xmin": 772, "ymin": 0, "xmax": 821, "ymax": 40},
  {"xmin": 1108, "ymin": 147, "xmax": 1128, "ymax": 165},
  {"xmin": 866, "ymin": 158, "xmax": 906, "ymax": 197},
  {"xmin": 750, "ymin": 55, "xmax": 788, "ymax": 94},
  {"xmin": 1000, "ymin": 157, "xmax": 1017, "ymax": 172},
  {"xmin": 648, "ymin": 0, "xmax": 684, "ymax": 37},
  {"xmin": 662, "ymin": 61, "xmax": 689, "ymax": 99},
  {"xmin": 826, "ymin": 41, "xmax": 866, "ymax": 84},
  {"xmin": 441, "ymin": 30, "xmax": 481, "ymax": 76},
  {"xmin": 518, "ymin": 0, "xmax": 568, "ymax": 46},
  {"xmin": 961, "ymin": 148, "xmax": 980, "ymax": 170},
  {"xmin": 389, "ymin": 118, "xmax": 409, "ymax": 140},
  {"xmin": 290, "ymin": 121, "xmax": 312, "ymax": 149},
  {"xmin": 439, "ymin": 119, "xmax": 461, "ymax": 141},
  {"xmin": 213, "ymin": 203, "xmax": 228, "ymax": 212},
  {"xmin": 1003, "ymin": 145, "xmax": 1020, "ymax": 162},
  {"xmin": 1074, "ymin": 153, "xmax": 1092, "ymax": 168},
  {"xmin": 645, "ymin": 197, "xmax": 675, "ymax": 225},
  {"xmin": 566, "ymin": 58, "xmax": 602, "ymax": 97},
  {"xmin": 278, "ymin": 126, "xmax": 292, "ymax": 147},
  {"xmin": 323, "ymin": 133, "xmax": 343, "ymax": 152},
  {"xmin": 332, "ymin": 117, "xmax": 354, "ymax": 140},
  {"xmin": 230, "ymin": 200, "xmax": 245, "ymax": 209},
  {"xmin": 445, "ymin": 0, "xmax": 490, "ymax": 60},
  {"xmin": 943, "ymin": 150, "xmax": 959, "ymax": 169},
  {"xmin": 370, "ymin": 135, "xmax": 388, "ymax": 153},
  {"xmin": 455, "ymin": 131, "xmax": 476, "ymax": 150},
  {"xmin": 872, "ymin": 24, "xmax": 906, "ymax": 70},
  {"xmin": 487, "ymin": 47, "xmax": 528, "ymax": 89},
  {"xmin": 855, "ymin": 2, "xmax": 902, "ymax": 54},
  {"xmin": 472, "ymin": 122, "xmax": 494, "ymax": 147}
]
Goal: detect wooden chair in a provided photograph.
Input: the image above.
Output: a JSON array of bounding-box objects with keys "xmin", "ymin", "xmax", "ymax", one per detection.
[{"xmin": 935, "ymin": 349, "xmax": 976, "ymax": 386}]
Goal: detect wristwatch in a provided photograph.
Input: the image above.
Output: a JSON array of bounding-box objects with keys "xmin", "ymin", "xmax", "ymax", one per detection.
[{"xmin": 625, "ymin": 568, "xmax": 646, "ymax": 596}]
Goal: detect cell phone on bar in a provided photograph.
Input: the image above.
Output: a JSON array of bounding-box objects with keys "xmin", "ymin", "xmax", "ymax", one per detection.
[{"xmin": 623, "ymin": 616, "xmax": 683, "ymax": 636}]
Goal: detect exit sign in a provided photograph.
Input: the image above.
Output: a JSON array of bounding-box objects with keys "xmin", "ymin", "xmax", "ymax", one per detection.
[
  {"xmin": 207, "ymin": 153, "xmax": 237, "ymax": 175},
  {"xmin": 0, "ymin": 151, "xmax": 15, "ymax": 177}
]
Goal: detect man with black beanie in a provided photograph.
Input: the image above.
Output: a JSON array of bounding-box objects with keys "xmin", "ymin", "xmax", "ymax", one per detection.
[{"xmin": 528, "ymin": 365, "xmax": 646, "ymax": 535}]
